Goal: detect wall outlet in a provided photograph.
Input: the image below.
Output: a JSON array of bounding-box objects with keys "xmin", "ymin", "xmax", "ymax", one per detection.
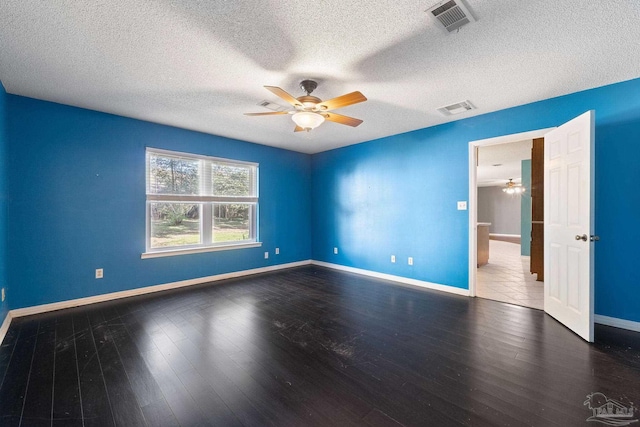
[
  {"xmin": 408, "ymin": 257, "xmax": 414, "ymax": 266},
  {"xmin": 264, "ymin": 251, "xmax": 269, "ymax": 259},
  {"xmin": 95, "ymin": 268, "xmax": 104, "ymax": 279},
  {"xmin": 1, "ymin": 288, "xmax": 4, "ymax": 302},
  {"xmin": 457, "ymin": 201, "xmax": 468, "ymax": 210},
  {"xmin": 275, "ymin": 248, "xmax": 280, "ymax": 255},
  {"xmin": 391, "ymin": 255, "xmax": 396, "ymax": 263},
  {"xmin": 333, "ymin": 247, "xmax": 338, "ymax": 254}
]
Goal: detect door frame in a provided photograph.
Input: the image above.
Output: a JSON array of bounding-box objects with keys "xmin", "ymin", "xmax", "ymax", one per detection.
[{"xmin": 468, "ymin": 128, "xmax": 556, "ymax": 297}]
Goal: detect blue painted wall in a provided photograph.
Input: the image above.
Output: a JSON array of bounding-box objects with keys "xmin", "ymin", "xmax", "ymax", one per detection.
[
  {"xmin": 0, "ymin": 83, "xmax": 8, "ymax": 322},
  {"xmin": 312, "ymin": 125, "xmax": 470, "ymax": 289},
  {"xmin": 2, "ymin": 76, "xmax": 640, "ymax": 325},
  {"xmin": 312, "ymin": 77, "xmax": 640, "ymax": 323},
  {"xmin": 6, "ymin": 95, "xmax": 311, "ymax": 309},
  {"xmin": 521, "ymin": 159, "xmax": 532, "ymax": 256}
]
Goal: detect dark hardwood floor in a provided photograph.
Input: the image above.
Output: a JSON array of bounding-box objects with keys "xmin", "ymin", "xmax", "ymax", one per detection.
[{"xmin": 1, "ymin": 266, "xmax": 639, "ymax": 426}]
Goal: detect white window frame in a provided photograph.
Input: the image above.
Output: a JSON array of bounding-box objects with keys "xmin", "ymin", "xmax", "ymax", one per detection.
[{"xmin": 142, "ymin": 148, "xmax": 261, "ymax": 259}]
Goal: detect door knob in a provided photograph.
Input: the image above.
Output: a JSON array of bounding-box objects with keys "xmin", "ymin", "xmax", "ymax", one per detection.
[{"xmin": 575, "ymin": 234, "xmax": 588, "ymax": 241}]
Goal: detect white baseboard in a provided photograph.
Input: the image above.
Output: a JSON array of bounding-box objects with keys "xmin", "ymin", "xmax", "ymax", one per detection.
[
  {"xmin": 10, "ymin": 260, "xmax": 312, "ymax": 318},
  {"xmin": 0, "ymin": 312, "xmax": 12, "ymax": 346},
  {"xmin": 7, "ymin": 260, "xmax": 640, "ymax": 336},
  {"xmin": 311, "ymin": 260, "xmax": 470, "ymax": 297},
  {"xmin": 595, "ymin": 314, "xmax": 640, "ymax": 333}
]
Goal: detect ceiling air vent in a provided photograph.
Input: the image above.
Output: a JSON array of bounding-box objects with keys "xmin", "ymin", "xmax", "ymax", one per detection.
[
  {"xmin": 258, "ymin": 100, "xmax": 287, "ymax": 112},
  {"xmin": 426, "ymin": 0, "xmax": 476, "ymax": 33},
  {"xmin": 437, "ymin": 100, "xmax": 475, "ymax": 116}
]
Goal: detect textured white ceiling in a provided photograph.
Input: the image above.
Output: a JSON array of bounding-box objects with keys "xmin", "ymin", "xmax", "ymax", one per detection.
[
  {"xmin": 1, "ymin": 1, "xmax": 639, "ymax": 154},
  {"xmin": 477, "ymin": 139, "xmax": 532, "ymax": 187}
]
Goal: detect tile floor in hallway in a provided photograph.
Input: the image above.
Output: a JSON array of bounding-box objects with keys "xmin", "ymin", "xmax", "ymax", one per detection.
[{"xmin": 477, "ymin": 239, "xmax": 544, "ymax": 309}]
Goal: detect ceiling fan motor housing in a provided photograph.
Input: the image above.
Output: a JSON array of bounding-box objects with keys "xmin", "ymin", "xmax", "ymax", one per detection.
[{"xmin": 296, "ymin": 95, "xmax": 322, "ymax": 109}]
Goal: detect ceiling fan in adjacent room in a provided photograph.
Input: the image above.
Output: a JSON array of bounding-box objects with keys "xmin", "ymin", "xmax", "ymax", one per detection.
[{"xmin": 244, "ymin": 80, "xmax": 367, "ymax": 132}]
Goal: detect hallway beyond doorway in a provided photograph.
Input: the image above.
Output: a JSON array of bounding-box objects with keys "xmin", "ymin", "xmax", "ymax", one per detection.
[{"xmin": 477, "ymin": 240, "xmax": 543, "ymax": 309}]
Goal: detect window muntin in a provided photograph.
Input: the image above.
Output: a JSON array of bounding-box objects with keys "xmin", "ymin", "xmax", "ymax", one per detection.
[{"xmin": 146, "ymin": 149, "xmax": 258, "ymax": 252}]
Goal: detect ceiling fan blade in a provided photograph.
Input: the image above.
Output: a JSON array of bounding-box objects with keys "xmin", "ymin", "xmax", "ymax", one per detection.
[
  {"xmin": 244, "ymin": 111, "xmax": 289, "ymax": 116},
  {"xmin": 323, "ymin": 112, "xmax": 363, "ymax": 127},
  {"xmin": 294, "ymin": 126, "xmax": 305, "ymax": 132},
  {"xmin": 264, "ymin": 86, "xmax": 302, "ymax": 108},
  {"xmin": 317, "ymin": 91, "xmax": 367, "ymax": 111}
]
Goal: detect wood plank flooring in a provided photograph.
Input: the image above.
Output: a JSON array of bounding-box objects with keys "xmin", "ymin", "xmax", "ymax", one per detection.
[{"xmin": 0, "ymin": 265, "xmax": 639, "ymax": 426}]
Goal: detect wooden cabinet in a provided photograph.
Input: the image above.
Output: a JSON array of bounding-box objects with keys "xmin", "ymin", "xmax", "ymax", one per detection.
[
  {"xmin": 530, "ymin": 137, "xmax": 544, "ymax": 281},
  {"xmin": 477, "ymin": 223, "xmax": 490, "ymax": 267}
]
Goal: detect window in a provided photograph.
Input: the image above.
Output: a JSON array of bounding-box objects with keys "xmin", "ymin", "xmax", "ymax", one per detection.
[{"xmin": 144, "ymin": 148, "xmax": 259, "ymax": 256}]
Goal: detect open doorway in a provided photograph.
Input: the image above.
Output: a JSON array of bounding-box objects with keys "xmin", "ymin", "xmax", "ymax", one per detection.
[
  {"xmin": 470, "ymin": 112, "xmax": 595, "ymax": 340},
  {"xmin": 468, "ymin": 128, "xmax": 555, "ymax": 310},
  {"xmin": 476, "ymin": 139, "xmax": 542, "ymax": 309}
]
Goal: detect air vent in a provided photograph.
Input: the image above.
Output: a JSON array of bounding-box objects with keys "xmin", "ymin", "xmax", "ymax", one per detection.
[
  {"xmin": 437, "ymin": 100, "xmax": 475, "ymax": 116},
  {"xmin": 426, "ymin": 0, "xmax": 476, "ymax": 33},
  {"xmin": 258, "ymin": 100, "xmax": 287, "ymax": 112}
]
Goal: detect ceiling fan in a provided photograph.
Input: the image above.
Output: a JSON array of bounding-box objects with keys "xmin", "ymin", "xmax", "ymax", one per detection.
[{"xmin": 244, "ymin": 80, "xmax": 367, "ymax": 132}]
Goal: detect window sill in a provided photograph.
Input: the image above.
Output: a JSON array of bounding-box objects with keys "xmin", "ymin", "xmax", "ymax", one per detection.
[{"xmin": 141, "ymin": 242, "xmax": 262, "ymax": 259}]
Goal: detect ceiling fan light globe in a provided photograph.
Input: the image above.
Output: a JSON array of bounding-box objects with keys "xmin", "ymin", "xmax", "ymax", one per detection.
[{"xmin": 292, "ymin": 111, "xmax": 325, "ymax": 130}]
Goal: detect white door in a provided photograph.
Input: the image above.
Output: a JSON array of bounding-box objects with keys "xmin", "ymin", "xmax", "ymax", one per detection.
[{"xmin": 544, "ymin": 111, "xmax": 595, "ymax": 342}]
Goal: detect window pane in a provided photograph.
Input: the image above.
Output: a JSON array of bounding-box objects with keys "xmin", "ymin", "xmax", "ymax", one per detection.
[
  {"xmin": 150, "ymin": 203, "xmax": 201, "ymax": 248},
  {"xmin": 212, "ymin": 163, "xmax": 254, "ymax": 197},
  {"xmin": 213, "ymin": 203, "xmax": 252, "ymax": 242},
  {"xmin": 149, "ymin": 154, "xmax": 200, "ymax": 195},
  {"xmin": 146, "ymin": 149, "xmax": 259, "ymax": 252}
]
